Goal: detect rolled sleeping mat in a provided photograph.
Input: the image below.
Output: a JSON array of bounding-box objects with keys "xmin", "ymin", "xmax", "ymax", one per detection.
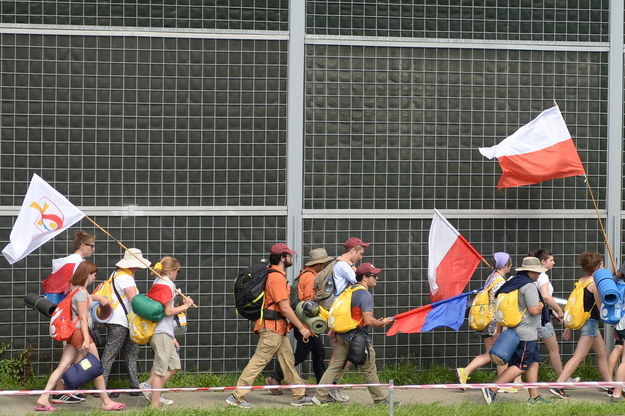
[
  {"xmin": 489, "ymin": 329, "xmax": 520, "ymax": 366},
  {"xmin": 24, "ymin": 293, "xmax": 57, "ymax": 318},
  {"xmin": 594, "ymin": 268, "xmax": 619, "ymax": 306},
  {"xmin": 295, "ymin": 302, "xmax": 328, "ymax": 335},
  {"xmin": 91, "ymin": 301, "xmax": 113, "ymax": 324},
  {"xmin": 61, "ymin": 352, "xmax": 103, "ymax": 389},
  {"xmin": 131, "ymin": 293, "xmax": 165, "ymax": 321}
]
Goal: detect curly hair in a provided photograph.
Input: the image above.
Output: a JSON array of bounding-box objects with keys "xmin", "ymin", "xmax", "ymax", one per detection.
[{"xmin": 578, "ymin": 251, "xmax": 603, "ymax": 276}]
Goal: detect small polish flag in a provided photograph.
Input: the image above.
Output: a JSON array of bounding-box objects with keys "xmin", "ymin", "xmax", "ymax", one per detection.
[
  {"xmin": 479, "ymin": 106, "xmax": 586, "ymax": 189},
  {"xmin": 428, "ymin": 209, "xmax": 482, "ymax": 302}
]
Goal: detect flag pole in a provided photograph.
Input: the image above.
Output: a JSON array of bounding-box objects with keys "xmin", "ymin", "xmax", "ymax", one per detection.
[
  {"xmin": 83, "ymin": 215, "xmax": 198, "ymax": 308},
  {"xmin": 584, "ymin": 176, "xmax": 618, "ymax": 273}
]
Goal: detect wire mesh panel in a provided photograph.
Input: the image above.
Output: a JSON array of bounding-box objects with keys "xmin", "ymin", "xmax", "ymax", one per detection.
[
  {"xmin": 0, "ymin": 34, "xmax": 288, "ymax": 207},
  {"xmin": 305, "ymin": 44, "xmax": 607, "ymax": 211},
  {"xmin": 0, "ymin": 0, "xmax": 289, "ymax": 30},
  {"xmin": 306, "ymin": 0, "xmax": 609, "ymax": 42}
]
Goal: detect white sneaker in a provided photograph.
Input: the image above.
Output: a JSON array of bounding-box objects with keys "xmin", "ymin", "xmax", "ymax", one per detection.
[
  {"xmin": 139, "ymin": 381, "xmax": 174, "ymax": 405},
  {"xmin": 566, "ymin": 377, "xmax": 580, "ymax": 383}
]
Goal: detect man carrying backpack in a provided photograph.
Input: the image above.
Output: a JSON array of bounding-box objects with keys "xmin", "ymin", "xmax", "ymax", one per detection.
[
  {"xmin": 265, "ymin": 248, "xmax": 334, "ymax": 392},
  {"xmin": 481, "ymin": 256, "xmax": 549, "ymax": 405},
  {"xmin": 312, "ymin": 262, "xmax": 393, "ymax": 406},
  {"xmin": 226, "ymin": 243, "xmax": 314, "ymax": 408}
]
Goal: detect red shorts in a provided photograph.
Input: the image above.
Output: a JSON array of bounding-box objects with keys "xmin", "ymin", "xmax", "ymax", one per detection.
[{"xmin": 68, "ymin": 328, "xmax": 93, "ymax": 351}]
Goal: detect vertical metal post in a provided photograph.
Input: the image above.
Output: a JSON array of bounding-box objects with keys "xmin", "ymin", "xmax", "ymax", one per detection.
[
  {"xmin": 605, "ymin": 0, "xmax": 624, "ymax": 351},
  {"xmin": 388, "ymin": 379, "xmax": 394, "ymax": 416},
  {"xmin": 286, "ymin": 0, "xmax": 306, "ymax": 281}
]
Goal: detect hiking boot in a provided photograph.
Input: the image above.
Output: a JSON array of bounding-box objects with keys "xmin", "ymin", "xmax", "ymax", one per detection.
[
  {"xmin": 329, "ymin": 387, "xmax": 350, "ymax": 402},
  {"xmin": 264, "ymin": 376, "xmax": 283, "ymax": 396},
  {"xmin": 481, "ymin": 388, "xmax": 496, "ymax": 405},
  {"xmin": 51, "ymin": 394, "xmax": 82, "ymax": 404},
  {"xmin": 528, "ymin": 395, "xmax": 551, "ymax": 404},
  {"xmin": 549, "ymin": 387, "xmax": 569, "ymax": 399},
  {"xmin": 291, "ymin": 396, "xmax": 314, "ymax": 407},
  {"xmin": 226, "ymin": 394, "xmax": 254, "ymax": 408}
]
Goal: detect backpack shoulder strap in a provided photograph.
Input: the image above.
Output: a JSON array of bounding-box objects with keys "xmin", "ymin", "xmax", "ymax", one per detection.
[{"xmin": 111, "ymin": 271, "xmax": 129, "ymax": 315}]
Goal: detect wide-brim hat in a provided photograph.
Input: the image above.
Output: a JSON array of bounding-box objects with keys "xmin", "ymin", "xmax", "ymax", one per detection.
[
  {"xmin": 305, "ymin": 248, "xmax": 334, "ymax": 266},
  {"xmin": 115, "ymin": 248, "xmax": 151, "ymax": 269},
  {"xmin": 515, "ymin": 256, "xmax": 547, "ymax": 273}
]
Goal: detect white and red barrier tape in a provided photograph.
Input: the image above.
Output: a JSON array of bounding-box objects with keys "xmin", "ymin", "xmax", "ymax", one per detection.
[{"xmin": 1, "ymin": 381, "xmax": 624, "ymax": 396}]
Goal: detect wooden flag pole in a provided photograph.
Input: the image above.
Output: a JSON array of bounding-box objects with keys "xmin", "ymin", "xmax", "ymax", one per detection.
[
  {"xmin": 83, "ymin": 215, "xmax": 198, "ymax": 308},
  {"xmin": 584, "ymin": 176, "xmax": 618, "ymax": 273}
]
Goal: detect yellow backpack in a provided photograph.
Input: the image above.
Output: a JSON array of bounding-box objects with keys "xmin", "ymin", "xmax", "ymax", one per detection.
[
  {"xmin": 495, "ymin": 289, "xmax": 526, "ymax": 328},
  {"xmin": 328, "ymin": 286, "xmax": 366, "ymax": 333},
  {"xmin": 563, "ymin": 278, "xmax": 594, "ymax": 330},
  {"xmin": 469, "ymin": 276, "xmax": 504, "ymax": 331}
]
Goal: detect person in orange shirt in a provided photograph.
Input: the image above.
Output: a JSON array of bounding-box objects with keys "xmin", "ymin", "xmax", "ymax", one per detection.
[
  {"xmin": 226, "ymin": 243, "xmax": 314, "ymax": 408},
  {"xmin": 265, "ymin": 248, "xmax": 334, "ymax": 389}
]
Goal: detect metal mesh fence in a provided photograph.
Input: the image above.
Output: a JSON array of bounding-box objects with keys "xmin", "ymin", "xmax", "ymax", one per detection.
[{"xmin": 0, "ymin": 2, "xmax": 621, "ymax": 380}]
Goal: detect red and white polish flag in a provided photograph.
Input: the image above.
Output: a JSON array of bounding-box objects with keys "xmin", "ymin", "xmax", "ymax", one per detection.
[
  {"xmin": 479, "ymin": 106, "xmax": 586, "ymax": 189},
  {"xmin": 428, "ymin": 209, "xmax": 481, "ymax": 302}
]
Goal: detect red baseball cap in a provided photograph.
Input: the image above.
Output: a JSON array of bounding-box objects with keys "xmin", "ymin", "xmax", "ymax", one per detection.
[
  {"xmin": 344, "ymin": 237, "xmax": 370, "ymax": 250},
  {"xmin": 270, "ymin": 243, "xmax": 296, "ymax": 255},
  {"xmin": 355, "ymin": 262, "xmax": 382, "ymax": 276}
]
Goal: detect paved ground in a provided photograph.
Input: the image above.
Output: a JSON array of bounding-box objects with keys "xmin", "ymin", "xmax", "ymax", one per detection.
[{"xmin": 1, "ymin": 385, "xmax": 613, "ymax": 415}]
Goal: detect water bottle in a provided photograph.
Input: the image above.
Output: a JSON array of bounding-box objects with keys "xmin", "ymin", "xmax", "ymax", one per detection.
[
  {"xmin": 324, "ymin": 276, "xmax": 334, "ymax": 295},
  {"xmin": 615, "ymin": 301, "xmax": 622, "ymax": 321}
]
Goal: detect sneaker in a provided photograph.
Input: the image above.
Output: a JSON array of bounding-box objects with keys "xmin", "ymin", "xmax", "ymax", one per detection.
[
  {"xmin": 528, "ymin": 395, "xmax": 551, "ymax": 404},
  {"xmin": 499, "ymin": 387, "xmax": 518, "ymax": 394},
  {"xmin": 72, "ymin": 393, "xmax": 86, "ymax": 401},
  {"xmin": 291, "ymin": 396, "xmax": 314, "ymax": 407},
  {"xmin": 139, "ymin": 381, "xmax": 174, "ymax": 405},
  {"xmin": 51, "ymin": 394, "xmax": 83, "ymax": 404},
  {"xmin": 329, "ymin": 387, "xmax": 350, "ymax": 402},
  {"xmin": 481, "ymin": 388, "xmax": 496, "ymax": 405},
  {"xmin": 311, "ymin": 396, "xmax": 335, "ymax": 406},
  {"xmin": 128, "ymin": 386, "xmax": 142, "ymax": 397},
  {"xmin": 611, "ymin": 395, "xmax": 625, "ymax": 403},
  {"xmin": 549, "ymin": 387, "xmax": 569, "ymax": 399},
  {"xmin": 225, "ymin": 394, "xmax": 253, "ymax": 409},
  {"xmin": 456, "ymin": 367, "xmax": 468, "ymax": 385},
  {"xmin": 374, "ymin": 397, "xmax": 401, "ymax": 406},
  {"xmin": 607, "ymin": 388, "xmax": 615, "ymax": 397},
  {"xmin": 566, "ymin": 377, "xmax": 580, "ymax": 383}
]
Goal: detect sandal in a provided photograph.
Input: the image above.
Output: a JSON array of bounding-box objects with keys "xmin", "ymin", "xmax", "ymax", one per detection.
[
  {"xmin": 34, "ymin": 405, "xmax": 57, "ymax": 412},
  {"xmin": 103, "ymin": 402, "xmax": 126, "ymax": 411}
]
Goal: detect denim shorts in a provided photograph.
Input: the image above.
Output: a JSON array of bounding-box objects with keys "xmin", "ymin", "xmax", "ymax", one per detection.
[
  {"xmin": 580, "ymin": 318, "xmax": 599, "ymax": 337},
  {"xmin": 537, "ymin": 321, "xmax": 555, "ymax": 339}
]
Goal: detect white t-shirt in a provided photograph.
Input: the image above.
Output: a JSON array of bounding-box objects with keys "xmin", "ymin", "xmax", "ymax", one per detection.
[
  {"xmin": 534, "ymin": 272, "xmax": 554, "ymax": 296},
  {"xmin": 108, "ymin": 269, "xmax": 139, "ymax": 328},
  {"xmin": 152, "ymin": 279, "xmax": 176, "ymax": 337}
]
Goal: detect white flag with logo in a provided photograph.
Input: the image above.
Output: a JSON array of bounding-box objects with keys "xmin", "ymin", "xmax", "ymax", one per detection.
[{"xmin": 2, "ymin": 174, "xmax": 85, "ymax": 264}]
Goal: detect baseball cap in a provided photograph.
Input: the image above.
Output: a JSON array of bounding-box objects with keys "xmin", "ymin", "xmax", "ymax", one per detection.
[
  {"xmin": 344, "ymin": 237, "xmax": 370, "ymax": 250},
  {"xmin": 270, "ymin": 243, "xmax": 296, "ymax": 255},
  {"xmin": 355, "ymin": 262, "xmax": 382, "ymax": 276}
]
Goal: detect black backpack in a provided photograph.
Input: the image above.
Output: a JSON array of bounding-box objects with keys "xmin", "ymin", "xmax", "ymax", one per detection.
[{"xmin": 234, "ymin": 263, "xmax": 284, "ymax": 321}]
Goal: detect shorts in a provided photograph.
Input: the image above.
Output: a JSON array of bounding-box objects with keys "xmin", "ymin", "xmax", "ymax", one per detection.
[
  {"xmin": 479, "ymin": 320, "xmax": 497, "ymax": 338},
  {"xmin": 150, "ymin": 333, "xmax": 181, "ymax": 376},
  {"xmin": 537, "ymin": 321, "xmax": 555, "ymax": 339},
  {"xmin": 615, "ymin": 328, "xmax": 625, "ymax": 345},
  {"xmin": 68, "ymin": 328, "xmax": 94, "ymax": 351},
  {"xmin": 508, "ymin": 340, "xmax": 541, "ymax": 371},
  {"xmin": 580, "ymin": 318, "xmax": 599, "ymax": 337}
]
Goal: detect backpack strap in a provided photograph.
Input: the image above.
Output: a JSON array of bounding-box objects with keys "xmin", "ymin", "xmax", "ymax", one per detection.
[
  {"xmin": 111, "ymin": 271, "xmax": 129, "ymax": 316},
  {"xmin": 261, "ymin": 267, "xmax": 286, "ymax": 322}
]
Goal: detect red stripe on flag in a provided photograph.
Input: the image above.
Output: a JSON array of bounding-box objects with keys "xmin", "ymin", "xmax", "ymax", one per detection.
[
  {"xmin": 431, "ymin": 236, "xmax": 481, "ymax": 302},
  {"xmin": 387, "ymin": 304, "xmax": 432, "ymax": 336},
  {"xmin": 497, "ymin": 139, "xmax": 585, "ymax": 189}
]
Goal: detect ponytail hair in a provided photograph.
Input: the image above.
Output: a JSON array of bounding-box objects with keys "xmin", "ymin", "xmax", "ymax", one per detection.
[{"xmin": 152, "ymin": 256, "xmax": 181, "ymax": 277}]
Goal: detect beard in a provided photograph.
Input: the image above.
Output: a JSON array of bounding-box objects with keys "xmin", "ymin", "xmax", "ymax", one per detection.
[{"xmin": 284, "ymin": 258, "xmax": 293, "ymax": 269}]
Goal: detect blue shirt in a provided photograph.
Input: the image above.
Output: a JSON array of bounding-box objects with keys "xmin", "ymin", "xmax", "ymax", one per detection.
[{"xmin": 333, "ymin": 260, "xmax": 356, "ymax": 295}]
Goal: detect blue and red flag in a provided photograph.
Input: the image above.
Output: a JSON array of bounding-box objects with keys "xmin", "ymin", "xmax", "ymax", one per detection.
[{"xmin": 386, "ymin": 291, "xmax": 475, "ymax": 335}]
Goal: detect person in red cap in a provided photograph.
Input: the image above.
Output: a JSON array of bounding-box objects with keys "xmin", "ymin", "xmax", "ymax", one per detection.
[
  {"xmin": 313, "ymin": 262, "xmax": 393, "ymax": 406},
  {"xmin": 226, "ymin": 243, "xmax": 314, "ymax": 408}
]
